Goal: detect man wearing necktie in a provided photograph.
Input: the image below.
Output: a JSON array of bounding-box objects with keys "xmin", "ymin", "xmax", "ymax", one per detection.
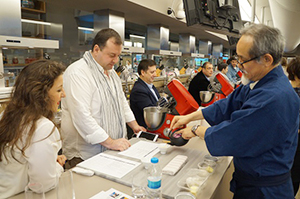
[{"xmin": 130, "ymin": 59, "xmax": 160, "ymax": 128}]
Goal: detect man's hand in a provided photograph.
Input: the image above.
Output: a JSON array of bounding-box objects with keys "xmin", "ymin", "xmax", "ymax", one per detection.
[
  {"xmin": 132, "ymin": 125, "xmax": 146, "ymax": 134},
  {"xmin": 57, "ymin": 155, "xmax": 67, "ymax": 166},
  {"xmin": 101, "ymin": 137, "xmax": 131, "ymax": 151},
  {"xmin": 127, "ymin": 120, "xmax": 146, "ymax": 134},
  {"xmin": 173, "ymin": 125, "xmax": 207, "ymax": 140},
  {"xmin": 170, "ymin": 115, "xmax": 190, "ymax": 130},
  {"xmin": 170, "ymin": 110, "xmax": 204, "ymax": 131},
  {"xmin": 173, "ymin": 126, "xmax": 194, "ymax": 140}
]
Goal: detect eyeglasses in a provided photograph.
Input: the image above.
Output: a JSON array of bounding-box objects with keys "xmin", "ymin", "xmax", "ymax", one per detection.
[{"xmin": 237, "ymin": 54, "xmax": 265, "ymax": 67}]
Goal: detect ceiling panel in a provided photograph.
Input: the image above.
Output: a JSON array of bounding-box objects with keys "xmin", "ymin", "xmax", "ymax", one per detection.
[{"xmin": 45, "ymin": 0, "xmax": 238, "ymax": 49}]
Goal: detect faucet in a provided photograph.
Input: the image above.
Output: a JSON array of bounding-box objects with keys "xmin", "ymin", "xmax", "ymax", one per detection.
[
  {"xmin": 0, "ymin": 72, "xmax": 14, "ymax": 79},
  {"xmin": 163, "ymin": 66, "xmax": 169, "ymax": 91},
  {"xmin": 186, "ymin": 70, "xmax": 196, "ymax": 87},
  {"xmin": 124, "ymin": 72, "xmax": 139, "ymax": 100},
  {"xmin": 163, "ymin": 67, "xmax": 179, "ymax": 91},
  {"xmin": 168, "ymin": 70, "xmax": 178, "ymax": 81}
]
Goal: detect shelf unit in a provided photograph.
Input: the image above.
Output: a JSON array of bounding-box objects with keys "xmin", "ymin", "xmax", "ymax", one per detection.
[
  {"xmin": 21, "ymin": 1, "xmax": 46, "ymax": 15},
  {"xmin": 4, "ymin": 64, "xmax": 25, "ymax": 67},
  {"xmin": 21, "ymin": 0, "xmax": 47, "ymax": 38},
  {"xmin": 4, "ymin": 64, "xmax": 26, "ymax": 70}
]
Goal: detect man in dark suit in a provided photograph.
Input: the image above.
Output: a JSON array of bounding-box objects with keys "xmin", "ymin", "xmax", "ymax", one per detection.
[
  {"xmin": 130, "ymin": 59, "xmax": 160, "ymax": 128},
  {"xmin": 188, "ymin": 62, "xmax": 214, "ymax": 106}
]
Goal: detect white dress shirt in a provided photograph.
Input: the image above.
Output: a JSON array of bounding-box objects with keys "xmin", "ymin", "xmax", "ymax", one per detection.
[{"xmin": 61, "ymin": 58, "xmax": 135, "ymax": 160}]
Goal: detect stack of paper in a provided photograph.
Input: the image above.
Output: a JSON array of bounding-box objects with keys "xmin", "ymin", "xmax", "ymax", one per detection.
[
  {"xmin": 118, "ymin": 140, "xmax": 159, "ymax": 160},
  {"xmin": 77, "ymin": 153, "xmax": 140, "ymax": 179}
]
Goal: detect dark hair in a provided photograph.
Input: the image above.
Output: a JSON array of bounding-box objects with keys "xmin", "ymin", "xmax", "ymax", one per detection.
[
  {"xmin": 281, "ymin": 57, "xmax": 287, "ymax": 67},
  {"xmin": 218, "ymin": 63, "xmax": 228, "ymax": 71},
  {"xmin": 287, "ymin": 57, "xmax": 300, "ymax": 81},
  {"xmin": 240, "ymin": 24, "xmax": 284, "ymax": 65},
  {"xmin": 0, "ymin": 60, "xmax": 65, "ymax": 162},
  {"xmin": 227, "ymin": 56, "xmax": 237, "ymax": 65},
  {"xmin": 92, "ymin": 28, "xmax": 122, "ymax": 51},
  {"xmin": 137, "ymin": 59, "xmax": 157, "ymax": 75},
  {"xmin": 202, "ymin": 62, "xmax": 212, "ymax": 69}
]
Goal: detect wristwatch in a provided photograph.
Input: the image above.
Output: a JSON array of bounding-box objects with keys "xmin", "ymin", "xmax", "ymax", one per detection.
[{"xmin": 191, "ymin": 124, "xmax": 200, "ymax": 136}]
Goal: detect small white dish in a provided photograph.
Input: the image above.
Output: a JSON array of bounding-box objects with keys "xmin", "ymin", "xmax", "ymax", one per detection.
[
  {"xmin": 158, "ymin": 143, "xmax": 171, "ymax": 154},
  {"xmin": 141, "ymin": 157, "xmax": 151, "ymax": 169}
]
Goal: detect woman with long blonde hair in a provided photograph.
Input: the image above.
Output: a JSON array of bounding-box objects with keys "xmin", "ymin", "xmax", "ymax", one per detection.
[{"xmin": 0, "ymin": 60, "xmax": 67, "ymax": 198}]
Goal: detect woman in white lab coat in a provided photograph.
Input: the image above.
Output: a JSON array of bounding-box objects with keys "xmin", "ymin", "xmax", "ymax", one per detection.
[{"xmin": 0, "ymin": 60, "xmax": 67, "ymax": 198}]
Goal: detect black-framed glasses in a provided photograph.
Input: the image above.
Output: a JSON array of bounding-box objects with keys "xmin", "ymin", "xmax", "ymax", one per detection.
[{"xmin": 237, "ymin": 54, "xmax": 265, "ymax": 67}]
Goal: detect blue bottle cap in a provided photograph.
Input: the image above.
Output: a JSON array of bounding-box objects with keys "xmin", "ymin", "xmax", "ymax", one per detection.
[{"xmin": 151, "ymin": 157, "xmax": 159, "ymax": 163}]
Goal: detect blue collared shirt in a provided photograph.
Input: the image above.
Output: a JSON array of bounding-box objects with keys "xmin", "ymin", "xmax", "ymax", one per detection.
[{"xmin": 144, "ymin": 81, "xmax": 159, "ymax": 101}]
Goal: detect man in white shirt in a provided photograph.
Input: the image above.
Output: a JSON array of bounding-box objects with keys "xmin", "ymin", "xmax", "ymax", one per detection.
[{"xmin": 61, "ymin": 28, "xmax": 145, "ymax": 168}]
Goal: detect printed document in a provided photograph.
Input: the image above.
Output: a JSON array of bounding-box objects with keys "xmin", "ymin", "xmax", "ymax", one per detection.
[
  {"xmin": 118, "ymin": 140, "xmax": 159, "ymax": 160},
  {"xmin": 77, "ymin": 153, "xmax": 140, "ymax": 179}
]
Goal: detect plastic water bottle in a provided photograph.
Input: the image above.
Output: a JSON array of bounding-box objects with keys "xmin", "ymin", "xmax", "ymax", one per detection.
[{"xmin": 147, "ymin": 157, "xmax": 162, "ymax": 199}]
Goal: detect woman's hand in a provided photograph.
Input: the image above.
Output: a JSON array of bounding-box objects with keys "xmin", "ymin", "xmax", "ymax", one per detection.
[{"xmin": 57, "ymin": 155, "xmax": 67, "ymax": 166}]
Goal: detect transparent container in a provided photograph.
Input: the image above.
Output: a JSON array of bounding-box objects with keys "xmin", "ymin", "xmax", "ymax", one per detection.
[
  {"xmin": 147, "ymin": 157, "xmax": 162, "ymax": 199},
  {"xmin": 204, "ymin": 154, "xmax": 220, "ymax": 162},
  {"xmin": 197, "ymin": 155, "xmax": 219, "ymax": 174},
  {"xmin": 175, "ymin": 192, "xmax": 196, "ymax": 199},
  {"xmin": 177, "ymin": 168, "xmax": 210, "ymax": 196}
]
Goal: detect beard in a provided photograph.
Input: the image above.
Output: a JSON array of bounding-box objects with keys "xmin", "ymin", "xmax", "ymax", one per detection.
[{"xmin": 241, "ymin": 73, "xmax": 250, "ymax": 85}]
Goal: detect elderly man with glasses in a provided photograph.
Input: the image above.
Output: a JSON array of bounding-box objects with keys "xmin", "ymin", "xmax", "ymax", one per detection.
[{"xmin": 170, "ymin": 24, "xmax": 299, "ymax": 199}]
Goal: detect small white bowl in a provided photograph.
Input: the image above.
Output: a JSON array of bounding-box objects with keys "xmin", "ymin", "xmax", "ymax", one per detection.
[
  {"xmin": 158, "ymin": 143, "xmax": 171, "ymax": 154},
  {"xmin": 141, "ymin": 157, "xmax": 151, "ymax": 169}
]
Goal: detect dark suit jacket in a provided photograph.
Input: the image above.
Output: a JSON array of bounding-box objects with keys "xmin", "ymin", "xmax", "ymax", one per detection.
[
  {"xmin": 130, "ymin": 78, "xmax": 160, "ymax": 128},
  {"xmin": 188, "ymin": 71, "xmax": 210, "ymax": 106}
]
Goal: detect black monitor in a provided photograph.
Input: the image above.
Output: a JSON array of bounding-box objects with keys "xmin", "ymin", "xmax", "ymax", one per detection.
[
  {"xmin": 227, "ymin": 35, "xmax": 240, "ymax": 46},
  {"xmin": 183, "ymin": 0, "xmax": 243, "ymax": 34}
]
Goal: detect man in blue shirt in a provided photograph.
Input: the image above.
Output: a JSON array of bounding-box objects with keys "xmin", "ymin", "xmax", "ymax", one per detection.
[
  {"xmin": 130, "ymin": 59, "xmax": 160, "ymax": 128},
  {"xmin": 226, "ymin": 56, "xmax": 240, "ymax": 85},
  {"xmin": 171, "ymin": 24, "xmax": 299, "ymax": 199}
]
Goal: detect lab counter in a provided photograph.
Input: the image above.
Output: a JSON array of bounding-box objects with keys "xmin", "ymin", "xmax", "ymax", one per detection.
[{"xmin": 8, "ymin": 135, "xmax": 234, "ymax": 199}]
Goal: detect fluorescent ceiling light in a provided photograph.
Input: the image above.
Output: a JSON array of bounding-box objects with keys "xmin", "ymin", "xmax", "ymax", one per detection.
[
  {"xmin": 205, "ymin": 30, "xmax": 228, "ymax": 41},
  {"xmin": 130, "ymin": 34, "xmax": 145, "ymax": 39},
  {"xmin": 238, "ymin": 0, "xmax": 260, "ymax": 23},
  {"xmin": 78, "ymin": 27, "xmax": 94, "ymax": 32},
  {"xmin": 21, "ymin": 19, "xmax": 51, "ymax": 26},
  {"xmin": 124, "ymin": 41, "xmax": 132, "ymax": 47}
]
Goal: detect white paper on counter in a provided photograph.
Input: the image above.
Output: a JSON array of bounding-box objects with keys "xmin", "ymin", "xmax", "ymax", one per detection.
[
  {"xmin": 118, "ymin": 140, "xmax": 159, "ymax": 160},
  {"xmin": 89, "ymin": 188, "xmax": 134, "ymax": 199},
  {"xmin": 89, "ymin": 191, "xmax": 107, "ymax": 199},
  {"xmin": 77, "ymin": 153, "xmax": 140, "ymax": 179}
]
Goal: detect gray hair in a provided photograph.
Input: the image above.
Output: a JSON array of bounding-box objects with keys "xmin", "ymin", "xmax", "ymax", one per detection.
[{"xmin": 240, "ymin": 24, "xmax": 285, "ymax": 65}]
